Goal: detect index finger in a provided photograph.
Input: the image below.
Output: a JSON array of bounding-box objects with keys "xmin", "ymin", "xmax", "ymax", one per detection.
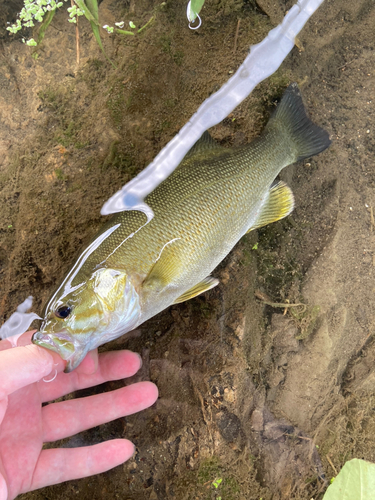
[{"xmin": 38, "ymin": 350, "xmax": 143, "ymax": 403}]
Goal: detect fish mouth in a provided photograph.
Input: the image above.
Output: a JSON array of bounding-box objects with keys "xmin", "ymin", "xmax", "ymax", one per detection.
[{"xmin": 32, "ymin": 330, "xmax": 87, "ymax": 373}]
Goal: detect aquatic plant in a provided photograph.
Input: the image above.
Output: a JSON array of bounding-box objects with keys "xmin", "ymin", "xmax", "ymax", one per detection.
[
  {"xmin": 7, "ymin": 0, "xmax": 98, "ymax": 47},
  {"xmin": 5, "ymin": 0, "xmax": 152, "ymax": 63}
]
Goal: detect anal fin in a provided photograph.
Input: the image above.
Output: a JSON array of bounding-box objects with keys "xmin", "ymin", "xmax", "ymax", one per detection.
[
  {"xmin": 247, "ymin": 180, "xmax": 294, "ymax": 233},
  {"xmin": 173, "ymin": 276, "xmax": 219, "ymax": 304}
]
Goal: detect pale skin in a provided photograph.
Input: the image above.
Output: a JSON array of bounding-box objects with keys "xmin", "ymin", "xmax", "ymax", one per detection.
[{"xmin": 0, "ymin": 330, "xmax": 158, "ymax": 500}]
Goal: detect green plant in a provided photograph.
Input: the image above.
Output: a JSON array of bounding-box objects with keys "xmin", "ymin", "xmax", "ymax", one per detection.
[
  {"xmin": 322, "ymin": 459, "xmax": 375, "ymax": 499},
  {"xmin": 187, "ymin": 0, "xmax": 205, "ymax": 23},
  {"xmin": 7, "ymin": 0, "xmax": 86, "ymax": 46},
  {"xmin": 6, "ymin": 0, "xmax": 154, "ymax": 64},
  {"xmin": 213, "ymin": 477, "xmax": 222, "ymax": 488}
]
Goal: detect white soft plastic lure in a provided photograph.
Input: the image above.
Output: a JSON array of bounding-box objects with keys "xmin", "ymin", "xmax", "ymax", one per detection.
[
  {"xmin": 101, "ymin": 0, "xmax": 326, "ymax": 219},
  {"xmin": 0, "ymin": 296, "xmax": 41, "ymax": 343},
  {"xmin": 0, "ymin": 0, "xmax": 325, "ymax": 340}
]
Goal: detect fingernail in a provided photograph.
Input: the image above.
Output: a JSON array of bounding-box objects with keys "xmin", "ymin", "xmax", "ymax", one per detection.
[{"xmin": 135, "ymin": 352, "xmax": 143, "ymax": 369}]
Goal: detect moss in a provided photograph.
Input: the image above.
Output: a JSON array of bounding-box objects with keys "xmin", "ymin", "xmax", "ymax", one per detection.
[
  {"xmin": 160, "ymin": 34, "xmax": 172, "ymax": 54},
  {"xmin": 38, "ymin": 87, "xmax": 58, "ymax": 107},
  {"xmin": 265, "ymin": 69, "xmax": 291, "ymax": 101},
  {"xmin": 109, "ymin": 150, "xmax": 135, "ymax": 174},
  {"xmin": 173, "ymin": 49, "xmax": 184, "ymax": 66},
  {"xmin": 165, "ymin": 98, "xmax": 177, "ymax": 108},
  {"xmin": 102, "ymin": 140, "xmax": 119, "ymax": 169},
  {"xmin": 66, "ymin": 183, "xmax": 82, "ymax": 193},
  {"xmin": 255, "ymin": 218, "xmax": 303, "ymax": 301},
  {"xmin": 292, "ymin": 304, "xmax": 320, "ymax": 340},
  {"xmin": 198, "ymin": 456, "xmax": 222, "ymax": 483},
  {"xmin": 159, "ymin": 32, "xmax": 184, "ymax": 65},
  {"xmin": 246, "ymin": 69, "xmax": 292, "ymax": 128},
  {"xmin": 101, "ymin": 140, "xmax": 138, "ymax": 175},
  {"xmin": 81, "ymin": 58, "xmax": 110, "ymax": 90},
  {"xmin": 38, "ymin": 84, "xmax": 88, "ymax": 148},
  {"xmin": 197, "ymin": 457, "xmax": 242, "ymax": 498},
  {"xmin": 239, "ymin": 233, "xmax": 257, "ymax": 266},
  {"xmin": 106, "ymin": 81, "xmax": 126, "ymax": 128},
  {"xmin": 168, "ymin": 457, "xmax": 264, "ymax": 500},
  {"xmin": 90, "ymin": 58, "xmax": 104, "ymax": 70},
  {"xmin": 54, "ymin": 168, "xmax": 66, "ymax": 181}
]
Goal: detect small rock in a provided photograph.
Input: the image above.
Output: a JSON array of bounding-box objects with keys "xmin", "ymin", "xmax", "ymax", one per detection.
[
  {"xmin": 216, "ymin": 410, "xmax": 242, "ymax": 442},
  {"xmin": 223, "ymin": 387, "xmax": 235, "ymax": 403},
  {"xmin": 251, "ymin": 408, "xmax": 264, "ymax": 432}
]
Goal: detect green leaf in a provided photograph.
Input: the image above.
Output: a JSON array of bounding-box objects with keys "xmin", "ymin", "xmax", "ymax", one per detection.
[
  {"xmin": 187, "ymin": 0, "xmax": 205, "ymax": 22},
  {"xmin": 85, "ymin": 0, "xmax": 98, "ymax": 19},
  {"xmin": 212, "ymin": 478, "xmax": 222, "ymax": 489},
  {"xmin": 323, "ymin": 459, "xmax": 375, "ymax": 500},
  {"xmin": 85, "ymin": 0, "xmax": 116, "ymax": 67},
  {"xmin": 115, "ymin": 29, "xmax": 134, "ymax": 36},
  {"xmin": 73, "ymin": 0, "xmax": 98, "ymax": 25},
  {"xmin": 137, "ymin": 15, "xmax": 154, "ymax": 34},
  {"xmin": 37, "ymin": 9, "xmax": 55, "ymax": 44},
  {"xmin": 103, "ymin": 24, "xmax": 114, "ymax": 33},
  {"xmin": 26, "ymin": 38, "xmax": 37, "ymax": 46}
]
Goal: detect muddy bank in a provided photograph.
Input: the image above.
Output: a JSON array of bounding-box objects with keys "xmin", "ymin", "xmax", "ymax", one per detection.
[{"xmin": 1, "ymin": 0, "xmax": 375, "ymax": 499}]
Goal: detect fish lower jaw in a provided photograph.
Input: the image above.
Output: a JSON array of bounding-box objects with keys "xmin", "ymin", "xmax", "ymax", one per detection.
[
  {"xmin": 32, "ymin": 330, "xmax": 79, "ymax": 362},
  {"xmin": 64, "ymin": 347, "xmax": 90, "ymax": 372}
]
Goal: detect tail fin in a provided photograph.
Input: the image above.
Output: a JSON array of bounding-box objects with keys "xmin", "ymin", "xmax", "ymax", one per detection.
[{"xmin": 267, "ymin": 83, "xmax": 331, "ymax": 161}]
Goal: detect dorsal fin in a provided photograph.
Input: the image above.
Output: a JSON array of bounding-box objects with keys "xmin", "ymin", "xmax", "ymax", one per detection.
[{"xmin": 183, "ymin": 131, "xmax": 224, "ymax": 160}]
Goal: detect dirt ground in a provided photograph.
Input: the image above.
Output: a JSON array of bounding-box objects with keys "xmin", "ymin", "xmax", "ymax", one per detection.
[{"xmin": 0, "ymin": 0, "xmax": 374, "ymax": 498}]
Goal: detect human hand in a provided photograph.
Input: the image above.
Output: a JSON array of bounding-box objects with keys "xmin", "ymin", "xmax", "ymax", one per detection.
[{"xmin": 0, "ymin": 330, "xmax": 158, "ymax": 500}]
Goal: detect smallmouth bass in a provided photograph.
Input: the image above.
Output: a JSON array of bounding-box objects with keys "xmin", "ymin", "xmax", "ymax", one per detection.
[{"xmin": 32, "ymin": 84, "xmax": 331, "ymax": 371}]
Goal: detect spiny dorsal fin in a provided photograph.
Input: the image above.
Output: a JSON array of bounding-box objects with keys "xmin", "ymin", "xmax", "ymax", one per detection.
[
  {"xmin": 173, "ymin": 276, "xmax": 219, "ymax": 304},
  {"xmin": 183, "ymin": 131, "xmax": 224, "ymax": 160},
  {"xmin": 247, "ymin": 180, "xmax": 294, "ymax": 233}
]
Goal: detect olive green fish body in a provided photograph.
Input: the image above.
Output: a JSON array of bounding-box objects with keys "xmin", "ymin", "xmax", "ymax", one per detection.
[
  {"xmin": 91, "ymin": 130, "xmax": 294, "ymax": 307},
  {"xmin": 33, "ymin": 84, "xmax": 331, "ymax": 371}
]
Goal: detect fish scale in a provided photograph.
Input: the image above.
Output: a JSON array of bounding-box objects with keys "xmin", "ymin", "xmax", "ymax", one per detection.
[
  {"xmin": 99, "ymin": 136, "xmax": 289, "ymax": 282},
  {"xmin": 33, "ymin": 84, "xmax": 331, "ymax": 372}
]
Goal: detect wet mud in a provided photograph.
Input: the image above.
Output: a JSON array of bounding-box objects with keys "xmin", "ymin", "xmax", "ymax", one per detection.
[{"xmin": 1, "ymin": 0, "xmax": 375, "ymax": 498}]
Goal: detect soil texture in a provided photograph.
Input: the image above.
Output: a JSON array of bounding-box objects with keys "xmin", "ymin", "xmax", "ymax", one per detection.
[{"xmin": 1, "ymin": 0, "xmax": 375, "ymax": 498}]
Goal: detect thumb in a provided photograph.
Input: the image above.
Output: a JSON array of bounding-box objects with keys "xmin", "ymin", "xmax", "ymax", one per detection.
[{"xmin": 0, "ymin": 344, "xmax": 57, "ymax": 399}]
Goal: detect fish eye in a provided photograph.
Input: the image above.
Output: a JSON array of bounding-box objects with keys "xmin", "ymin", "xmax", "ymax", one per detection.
[{"xmin": 55, "ymin": 305, "xmax": 72, "ymax": 319}]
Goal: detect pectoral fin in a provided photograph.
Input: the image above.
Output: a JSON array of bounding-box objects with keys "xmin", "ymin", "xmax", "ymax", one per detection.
[
  {"xmin": 142, "ymin": 238, "xmax": 184, "ymax": 293},
  {"xmin": 173, "ymin": 276, "xmax": 219, "ymax": 304},
  {"xmin": 247, "ymin": 181, "xmax": 294, "ymax": 233}
]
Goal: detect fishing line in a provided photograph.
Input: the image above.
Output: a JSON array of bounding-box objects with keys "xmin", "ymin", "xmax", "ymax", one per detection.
[
  {"xmin": 188, "ymin": 14, "xmax": 201, "ymax": 30},
  {"xmin": 43, "ymin": 369, "xmax": 57, "ymax": 383}
]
